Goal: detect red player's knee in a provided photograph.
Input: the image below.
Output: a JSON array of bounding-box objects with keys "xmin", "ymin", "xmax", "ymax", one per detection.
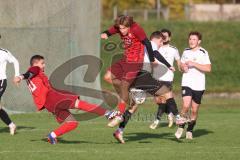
[
  {"xmin": 67, "ymin": 121, "xmax": 78, "ymax": 129},
  {"xmin": 104, "ymin": 75, "xmax": 112, "ymax": 84},
  {"xmin": 53, "ymin": 121, "xmax": 79, "ymax": 137}
]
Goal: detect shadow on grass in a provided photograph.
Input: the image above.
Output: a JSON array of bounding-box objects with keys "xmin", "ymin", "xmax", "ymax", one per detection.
[
  {"xmin": 125, "ymin": 132, "xmax": 183, "ymax": 143},
  {"xmin": 159, "ymin": 122, "xmax": 168, "ymax": 127},
  {"xmin": 194, "ymin": 129, "xmax": 214, "ymax": 138},
  {"xmin": 55, "ymin": 138, "xmax": 90, "ymax": 144},
  {"xmin": 36, "ymin": 137, "xmax": 112, "ymax": 145},
  {"xmin": 0, "ymin": 126, "xmax": 35, "ymax": 134}
]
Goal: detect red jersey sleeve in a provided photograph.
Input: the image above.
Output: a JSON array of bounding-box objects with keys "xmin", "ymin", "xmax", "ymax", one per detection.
[
  {"xmin": 107, "ymin": 25, "xmax": 119, "ymax": 35},
  {"xmin": 23, "ymin": 66, "xmax": 40, "ymax": 79},
  {"xmin": 131, "ymin": 23, "xmax": 147, "ymax": 42}
]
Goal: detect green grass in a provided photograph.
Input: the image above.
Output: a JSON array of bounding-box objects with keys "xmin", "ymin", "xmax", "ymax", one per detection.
[
  {"xmin": 100, "ymin": 20, "xmax": 240, "ymax": 92},
  {"xmin": 0, "ymin": 97, "xmax": 240, "ymax": 160}
]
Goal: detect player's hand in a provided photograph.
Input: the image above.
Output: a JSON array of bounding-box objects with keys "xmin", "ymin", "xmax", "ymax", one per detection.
[
  {"xmin": 13, "ymin": 76, "xmax": 22, "ymax": 86},
  {"xmin": 101, "ymin": 33, "xmax": 108, "ymax": 39},
  {"xmin": 181, "ymin": 63, "xmax": 189, "ymax": 73},
  {"xmin": 151, "ymin": 59, "xmax": 160, "ymax": 68},
  {"xmin": 186, "ymin": 61, "xmax": 195, "ymax": 68},
  {"xmin": 169, "ymin": 66, "xmax": 175, "ymax": 72}
]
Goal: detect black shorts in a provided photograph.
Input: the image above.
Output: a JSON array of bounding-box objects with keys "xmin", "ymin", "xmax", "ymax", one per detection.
[
  {"xmin": 182, "ymin": 86, "xmax": 205, "ymax": 104},
  {"xmin": 130, "ymin": 70, "xmax": 170, "ymax": 96},
  {"xmin": 0, "ymin": 79, "xmax": 7, "ymax": 101}
]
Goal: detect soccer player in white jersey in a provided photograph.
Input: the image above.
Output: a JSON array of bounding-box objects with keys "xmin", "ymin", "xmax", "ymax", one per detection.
[
  {"xmin": 0, "ymin": 46, "xmax": 19, "ymax": 135},
  {"xmin": 175, "ymin": 31, "xmax": 211, "ymax": 140},
  {"xmin": 150, "ymin": 29, "xmax": 181, "ymax": 129}
]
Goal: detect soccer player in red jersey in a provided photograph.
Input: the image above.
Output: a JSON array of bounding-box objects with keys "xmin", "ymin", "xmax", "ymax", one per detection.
[
  {"xmin": 14, "ymin": 55, "xmax": 119, "ymax": 144},
  {"xmin": 101, "ymin": 15, "xmax": 155, "ymax": 115}
]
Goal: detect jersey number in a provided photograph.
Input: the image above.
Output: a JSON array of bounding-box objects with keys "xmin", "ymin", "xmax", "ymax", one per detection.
[{"xmin": 27, "ymin": 80, "xmax": 37, "ymax": 92}]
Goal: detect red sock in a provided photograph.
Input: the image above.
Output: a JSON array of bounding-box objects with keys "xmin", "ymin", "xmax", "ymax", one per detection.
[
  {"xmin": 53, "ymin": 121, "xmax": 78, "ymax": 137},
  {"xmin": 118, "ymin": 102, "xmax": 126, "ymax": 114},
  {"xmin": 77, "ymin": 100, "xmax": 106, "ymax": 116}
]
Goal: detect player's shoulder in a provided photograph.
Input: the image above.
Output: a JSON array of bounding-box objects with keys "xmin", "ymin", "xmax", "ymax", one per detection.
[
  {"xmin": 183, "ymin": 48, "xmax": 191, "ymax": 53},
  {"xmin": 184, "ymin": 48, "xmax": 191, "ymax": 51},
  {"xmin": 199, "ymin": 47, "xmax": 208, "ymax": 54},
  {"xmin": 169, "ymin": 45, "xmax": 178, "ymax": 50},
  {"xmin": 168, "ymin": 45, "xmax": 179, "ymax": 52},
  {"xmin": 131, "ymin": 22, "xmax": 140, "ymax": 28},
  {"xmin": 28, "ymin": 66, "xmax": 41, "ymax": 73},
  {"xmin": 131, "ymin": 22, "xmax": 144, "ymax": 32},
  {"xmin": 0, "ymin": 48, "xmax": 10, "ymax": 54}
]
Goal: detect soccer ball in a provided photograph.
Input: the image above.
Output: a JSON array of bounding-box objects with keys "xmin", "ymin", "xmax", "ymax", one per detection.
[{"xmin": 129, "ymin": 88, "xmax": 146, "ymax": 105}]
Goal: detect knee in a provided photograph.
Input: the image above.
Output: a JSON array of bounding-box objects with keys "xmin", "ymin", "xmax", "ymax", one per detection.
[
  {"xmin": 155, "ymin": 96, "xmax": 166, "ymax": 104},
  {"xmin": 121, "ymin": 81, "xmax": 130, "ymax": 88},
  {"xmin": 71, "ymin": 121, "xmax": 79, "ymax": 129},
  {"xmin": 104, "ymin": 73, "xmax": 112, "ymax": 83},
  {"xmin": 191, "ymin": 109, "xmax": 198, "ymax": 115},
  {"xmin": 182, "ymin": 102, "xmax": 190, "ymax": 109}
]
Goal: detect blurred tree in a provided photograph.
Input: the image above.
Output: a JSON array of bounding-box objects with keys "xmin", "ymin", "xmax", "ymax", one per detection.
[
  {"xmin": 101, "ymin": 0, "xmax": 236, "ymax": 20},
  {"xmin": 191, "ymin": 0, "xmax": 234, "ymax": 3},
  {"xmin": 161, "ymin": 0, "xmax": 188, "ymax": 20},
  {"xmin": 102, "ymin": 0, "xmax": 154, "ymax": 19}
]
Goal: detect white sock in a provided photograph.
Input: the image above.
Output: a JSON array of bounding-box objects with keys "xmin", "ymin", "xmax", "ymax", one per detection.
[
  {"xmin": 50, "ymin": 132, "xmax": 57, "ymax": 138},
  {"xmin": 8, "ymin": 122, "xmax": 15, "ymax": 128},
  {"xmin": 105, "ymin": 110, "xmax": 110, "ymax": 116}
]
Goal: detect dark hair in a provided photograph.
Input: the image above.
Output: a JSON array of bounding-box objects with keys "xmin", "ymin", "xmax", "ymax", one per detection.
[
  {"xmin": 160, "ymin": 28, "xmax": 171, "ymax": 37},
  {"xmin": 189, "ymin": 31, "xmax": 202, "ymax": 40},
  {"xmin": 114, "ymin": 15, "xmax": 134, "ymax": 28},
  {"xmin": 150, "ymin": 31, "xmax": 165, "ymax": 40},
  {"xmin": 30, "ymin": 55, "xmax": 44, "ymax": 66}
]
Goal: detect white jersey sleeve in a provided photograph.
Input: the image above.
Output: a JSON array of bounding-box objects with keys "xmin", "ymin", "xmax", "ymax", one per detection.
[
  {"xmin": 201, "ymin": 50, "xmax": 211, "ymax": 65},
  {"xmin": 174, "ymin": 49, "xmax": 180, "ymax": 61},
  {"xmin": 6, "ymin": 51, "xmax": 20, "ymax": 76},
  {"xmin": 181, "ymin": 50, "xmax": 187, "ymax": 63},
  {"xmin": 151, "ymin": 41, "xmax": 158, "ymax": 51}
]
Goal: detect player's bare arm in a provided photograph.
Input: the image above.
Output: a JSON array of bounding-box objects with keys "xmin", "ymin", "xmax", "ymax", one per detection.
[
  {"xmin": 176, "ymin": 60, "xmax": 181, "ymax": 72},
  {"xmin": 180, "ymin": 62, "xmax": 189, "ymax": 73},
  {"xmin": 13, "ymin": 67, "xmax": 39, "ymax": 85},
  {"xmin": 186, "ymin": 61, "xmax": 211, "ymax": 73}
]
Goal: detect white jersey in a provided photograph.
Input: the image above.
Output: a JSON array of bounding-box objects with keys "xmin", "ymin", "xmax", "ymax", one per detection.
[
  {"xmin": 0, "ymin": 48, "xmax": 20, "ymax": 80},
  {"xmin": 153, "ymin": 44, "xmax": 180, "ymax": 81},
  {"xmin": 142, "ymin": 41, "xmax": 158, "ymax": 72},
  {"xmin": 181, "ymin": 47, "xmax": 211, "ymax": 91}
]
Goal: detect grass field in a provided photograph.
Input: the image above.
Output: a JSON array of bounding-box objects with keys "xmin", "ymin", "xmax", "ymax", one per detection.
[
  {"xmin": 100, "ymin": 20, "xmax": 240, "ymax": 92},
  {"xmin": 0, "ymin": 97, "xmax": 240, "ymax": 160}
]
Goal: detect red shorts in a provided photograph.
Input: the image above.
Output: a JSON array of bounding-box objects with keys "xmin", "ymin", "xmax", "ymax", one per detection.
[
  {"xmin": 44, "ymin": 88, "xmax": 79, "ymax": 123},
  {"xmin": 108, "ymin": 59, "xmax": 143, "ymax": 84}
]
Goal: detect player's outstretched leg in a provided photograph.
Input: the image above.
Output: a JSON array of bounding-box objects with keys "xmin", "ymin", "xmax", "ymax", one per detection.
[
  {"xmin": 48, "ymin": 115, "xmax": 78, "ymax": 144},
  {"xmin": 0, "ymin": 108, "xmax": 16, "ymax": 135},
  {"xmin": 113, "ymin": 104, "xmax": 137, "ymax": 144},
  {"xmin": 113, "ymin": 110, "xmax": 132, "ymax": 144},
  {"xmin": 107, "ymin": 81, "xmax": 135, "ymax": 128},
  {"xmin": 116, "ymin": 80, "xmax": 131, "ymax": 114},
  {"xmin": 75, "ymin": 99, "xmax": 119, "ymax": 120}
]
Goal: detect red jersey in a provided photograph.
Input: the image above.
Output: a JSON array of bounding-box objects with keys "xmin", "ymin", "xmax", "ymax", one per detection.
[
  {"xmin": 107, "ymin": 22, "xmax": 146, "ymax": 62},
  {"xmin": 26, "ymin": 66, "xmax": 51, "ymax": 111}
]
